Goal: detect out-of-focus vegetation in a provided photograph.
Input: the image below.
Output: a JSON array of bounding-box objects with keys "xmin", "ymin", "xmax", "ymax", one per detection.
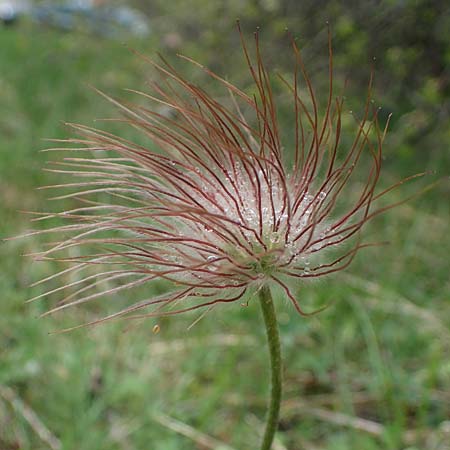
[{"xmin": 1, "ymin": 1, "xmax": 449, "ymax": 449}]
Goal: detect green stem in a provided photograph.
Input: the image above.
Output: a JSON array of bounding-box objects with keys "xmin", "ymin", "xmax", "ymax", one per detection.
[{"xmin": 258, "ymin": 285, "xmax": 282, "ymax": 450}]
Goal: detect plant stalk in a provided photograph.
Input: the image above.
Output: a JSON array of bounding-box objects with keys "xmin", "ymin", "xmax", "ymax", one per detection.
[{"xmin": 258, "ymin": 285, "xmax": 282, "ymax": 450}]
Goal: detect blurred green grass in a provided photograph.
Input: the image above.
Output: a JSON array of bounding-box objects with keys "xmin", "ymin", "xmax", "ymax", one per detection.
[{"xmin": 1, "ymin": 12, "xmax": 449, "ymax": 450}]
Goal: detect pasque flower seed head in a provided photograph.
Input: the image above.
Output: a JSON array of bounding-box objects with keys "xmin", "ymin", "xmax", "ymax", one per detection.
[{"xmin": 26, "ymin": 26, "xmax": 411, "ymax": 330}]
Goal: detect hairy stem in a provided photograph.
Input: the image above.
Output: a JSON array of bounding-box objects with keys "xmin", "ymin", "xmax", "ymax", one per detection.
[{"xmin": 259, "ymin": 285, "xmax": 282, "ymax": 450}]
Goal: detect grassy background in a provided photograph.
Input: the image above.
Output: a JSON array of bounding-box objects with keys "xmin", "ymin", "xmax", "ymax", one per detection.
[{"xmin": 1, "ymin": 2, "xmax": 449, "ymax": 449}]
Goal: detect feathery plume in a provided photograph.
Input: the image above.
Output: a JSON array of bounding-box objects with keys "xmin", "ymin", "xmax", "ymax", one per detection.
[{"xmin": 26, "ymin": 26, "xmax": 409, "ymax": 330}]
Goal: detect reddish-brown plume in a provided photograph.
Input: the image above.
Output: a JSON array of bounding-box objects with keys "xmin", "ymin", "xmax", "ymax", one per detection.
[{"xmin": 24, "ymin": 26, "xmax": 411, "ymax": 330}]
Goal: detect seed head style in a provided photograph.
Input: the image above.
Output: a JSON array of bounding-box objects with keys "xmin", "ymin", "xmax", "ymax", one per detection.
[{"xmin": 29, "ymin": 28, "xmax": 404, "ymax": 329}]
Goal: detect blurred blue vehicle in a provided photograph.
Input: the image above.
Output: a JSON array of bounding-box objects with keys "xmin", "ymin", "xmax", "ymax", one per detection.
[{"xmin": 0, "ymin": 0, "xmax": 150, "ymax": 38}]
